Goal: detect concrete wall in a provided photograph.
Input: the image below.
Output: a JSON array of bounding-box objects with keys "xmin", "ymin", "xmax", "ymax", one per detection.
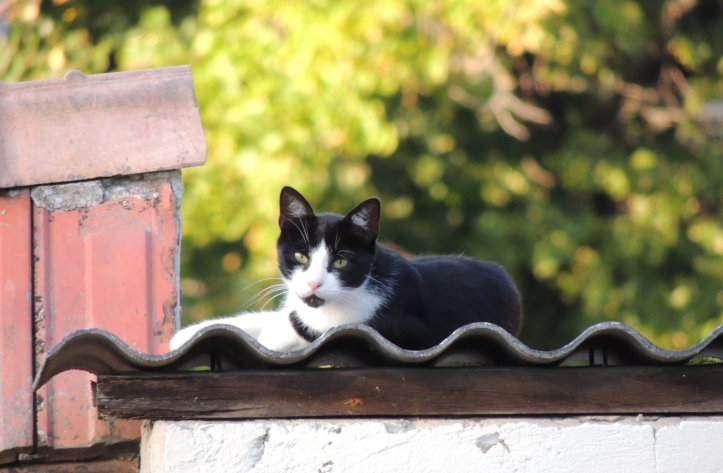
[{"xmin": 141, "ymin": 416, "xmax": 723, "ymax": 473}]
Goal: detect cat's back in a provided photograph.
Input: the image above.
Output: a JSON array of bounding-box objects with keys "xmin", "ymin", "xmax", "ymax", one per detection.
[
  {"xmin": 410, "ymin": 254, "xmax": 523, "ymax": 335},
  {"xmin": 413, "ymin": 255, "xmax": 518, "ymax": 296},
  {"xmin": 369, "ymin": 250, "xmax": 522, "ymax": 348}
]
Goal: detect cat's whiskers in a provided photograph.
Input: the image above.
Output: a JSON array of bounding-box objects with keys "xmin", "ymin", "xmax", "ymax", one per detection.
[
  {"xmin": 260, "ymin": 288, "xmax": 288, "ymax": 310},
  {"xmin": 244, "ymin": 282, "xmax": 287, "ymax": 309},
  {"xmin": 328, "ymin": 289, "xmax": 353, "ymax": 303},
  {"xmin": 241, "ymin": 277, "xmax": 282, "ymax": 291},
  {"xmin": 240, "ymin": 278, "xmax": 282, "ymax": 308},
  {"xmin": 365, "ymin": 274, "xmax": 386, "ymax": 288},
  {"xmin": 250, "ymin": 281, "xmax": 285, "ymax": 298}
]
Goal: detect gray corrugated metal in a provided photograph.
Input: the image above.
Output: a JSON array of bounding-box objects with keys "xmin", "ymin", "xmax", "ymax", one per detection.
[{"xmin": 34, "ymin": 322, "xmax": 723, "ymax": 390}]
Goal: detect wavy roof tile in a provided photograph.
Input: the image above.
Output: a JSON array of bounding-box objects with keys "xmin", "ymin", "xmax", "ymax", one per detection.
[{"xmin": 34, "ymin": 322, "xmax": 723, "ymax": 390}]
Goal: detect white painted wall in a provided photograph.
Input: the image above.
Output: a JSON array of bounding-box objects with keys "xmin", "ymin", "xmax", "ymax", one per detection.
[{"xmin": 141, "ymin": 417, "xmax": 723, "ymax": 473}]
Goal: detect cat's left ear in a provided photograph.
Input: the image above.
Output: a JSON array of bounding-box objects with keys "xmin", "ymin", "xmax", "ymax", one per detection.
[{"xmin": 343, "ymin": 198, "xmax": 380, "ymax": 243}]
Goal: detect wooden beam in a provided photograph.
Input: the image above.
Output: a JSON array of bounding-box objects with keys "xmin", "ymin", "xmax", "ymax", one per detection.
[{"xmin": 96, "ymin": 365, "xmax": 723, "ymax": 419}]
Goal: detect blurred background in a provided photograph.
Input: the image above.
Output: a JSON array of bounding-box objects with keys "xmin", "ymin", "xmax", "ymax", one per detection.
[{"xmin": 2, "ymin": 0, "xmax": 721, "ymax": 349}]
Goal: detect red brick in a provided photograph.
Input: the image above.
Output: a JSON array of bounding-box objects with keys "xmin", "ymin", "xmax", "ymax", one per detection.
[
  {"xmin": 33, "ymin": 174, "xmax": 180, "ymax": 448},
  {"xmin": 0, "ymin": 190, "xmax": 34, "ymax": 456}
]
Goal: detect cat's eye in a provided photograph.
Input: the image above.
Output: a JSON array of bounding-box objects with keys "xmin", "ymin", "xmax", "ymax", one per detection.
[
  {"xmin": 294, "ymin": 252, "xmax": 309, "ymax": 264},
  {"xmin": 332, "ymin": 257, "xmax": 348, "ymax": 269}
]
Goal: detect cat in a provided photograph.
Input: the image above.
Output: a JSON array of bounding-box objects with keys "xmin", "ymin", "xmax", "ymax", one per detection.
[{"xmin": 170, "ymin": 186, "xmax": 523, "ymax": 352}]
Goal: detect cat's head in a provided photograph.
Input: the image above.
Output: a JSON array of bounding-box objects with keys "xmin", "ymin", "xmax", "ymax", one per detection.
[{"xmin": 277, "ymin": 186, "xmax": 380, "ymax": 308}]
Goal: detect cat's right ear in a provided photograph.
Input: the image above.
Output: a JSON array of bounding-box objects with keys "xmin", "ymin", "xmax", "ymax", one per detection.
[{"xmin": 279, "ymin": 186, "xmax": 315, "ymax": 229}]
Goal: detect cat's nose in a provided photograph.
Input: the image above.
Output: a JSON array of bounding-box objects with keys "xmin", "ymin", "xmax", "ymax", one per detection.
[{"xmin": 308, "ymin": 280, "xmax": 323, "ymax": 292}]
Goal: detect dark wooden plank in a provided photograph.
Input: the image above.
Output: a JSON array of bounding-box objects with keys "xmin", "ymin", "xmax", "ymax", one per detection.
[{"xmin": 96, "ymin": 366, "xmax": 723, "ymax": 419}]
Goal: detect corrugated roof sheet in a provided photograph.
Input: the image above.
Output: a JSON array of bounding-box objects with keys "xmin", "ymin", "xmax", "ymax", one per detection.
[{"xmin": 34, "ymin": 322, "xmax": 723, "ymax": 390}]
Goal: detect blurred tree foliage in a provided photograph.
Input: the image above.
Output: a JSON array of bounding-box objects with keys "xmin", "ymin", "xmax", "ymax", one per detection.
[{"xmin": 3, "ymin": 0, "xmax": 721, "ymax": 349}]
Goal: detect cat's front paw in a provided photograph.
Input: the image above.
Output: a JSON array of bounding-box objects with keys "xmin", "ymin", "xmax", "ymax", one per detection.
[{"xmin": 169, "ymin": 324, "xmax": 206, "ymax": 351}]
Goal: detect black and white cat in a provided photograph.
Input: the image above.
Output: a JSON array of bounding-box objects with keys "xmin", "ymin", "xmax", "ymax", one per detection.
[{"xmin": 170, "ymin": 187, "xmax": 523, "ymax": 352}]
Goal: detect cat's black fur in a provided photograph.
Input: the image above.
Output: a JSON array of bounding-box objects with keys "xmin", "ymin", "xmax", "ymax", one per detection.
[{"xmin": 278, "ymin": 186, "xmax": 523, "ymax": 350}]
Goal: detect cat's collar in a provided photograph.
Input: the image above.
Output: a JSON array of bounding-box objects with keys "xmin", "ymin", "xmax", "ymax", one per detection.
[{"xmin": 289, "ymin": 311, "xmax": 322, "ymax": 343}]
